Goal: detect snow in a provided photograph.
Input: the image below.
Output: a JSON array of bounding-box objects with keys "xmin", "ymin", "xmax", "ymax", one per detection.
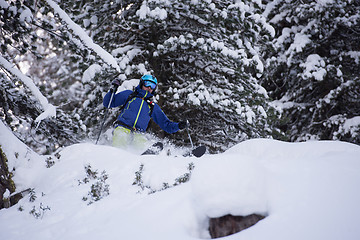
[
  {"xmin": 317, "ymin": 0, "xmax": 335, "ymax": 6},
  {"xmin": 19, "ymin": 7, "xmax": 33, "ymax": 23},
  {"xmin": 252, "ymin": 13, "xmax": 276, "ymax": 38},
  {"xmin": 0, "ymin": 0, "xmax": 9, "ymax": 8},
  {"xmin": 1, "ymin": 120, "xmax": 360, "ymax": 240},
  {"xmin": 82, "ymin": 64, "xmax": 102, "ymax": 83},
  {"xmin": 300, "ymin": 54, "xmax": 327, "ymax": 81},
  {"xmin": 343, "ymin": 116, "xmax": 360, "ymax": 132},
  {"xmin": 112, "ymin": 46, "xmax": 142, "ymax": 70},
  {"xmin": 136, "ymin": 1, "xmax": 168, "ymax": 20},
  {"xmin": 333, "ymin": 116, "xmax": 360, "ymax": 138},
  {"xmin": 346, "ymin": 51, "xmax": 360, "ymax": 64},
  {"xmin": 286, "ymin": 32, "xmax": 311, "ymax": 58}
]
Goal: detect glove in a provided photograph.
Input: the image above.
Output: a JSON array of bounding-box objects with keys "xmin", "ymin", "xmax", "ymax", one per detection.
[
  {"xmin": 178, "ymin": 121, "xmax": 188, "ymax": 130},
  {"xmin": 110, "ymin": 79, "xmax": 121, "ymax": 92}
]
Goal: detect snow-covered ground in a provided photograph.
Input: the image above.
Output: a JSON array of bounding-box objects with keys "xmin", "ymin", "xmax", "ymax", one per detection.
[{"xmin": 1, "ymin": 120, "xmax": 360, "ymax": 240}]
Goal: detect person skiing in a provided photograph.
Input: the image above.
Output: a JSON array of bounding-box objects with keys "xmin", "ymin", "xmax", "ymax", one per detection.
[{"xmin": 103, "ymin": 74, "xmax": 187, "ymax": 152}]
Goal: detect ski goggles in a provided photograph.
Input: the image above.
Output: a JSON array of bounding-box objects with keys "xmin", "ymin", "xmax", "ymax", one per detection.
[{"xmin": 143, "ymin": 80, "xmax": 157, "ymax": 89}]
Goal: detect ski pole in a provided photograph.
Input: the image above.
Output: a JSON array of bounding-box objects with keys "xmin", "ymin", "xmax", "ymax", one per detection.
[
  {"xmin": 185, "ymin": 120, "xmax": 194, "ymax": 149},
  {"xmin": 96, "ymin": 90, "xmax": 115, "ymax": 144},
  {"xmin": 95, "ymin": 73, "xmax": 121, "ymax": 144}
]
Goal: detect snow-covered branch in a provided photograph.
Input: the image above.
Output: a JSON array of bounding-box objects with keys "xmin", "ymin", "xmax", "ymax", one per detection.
[
  {"xmin": 45, "ymin": 0, "xmax": 120, "ymax": 72},
  {"xmin": 0, "ymin": 55, "xmax": 56, "ymax": 124}
]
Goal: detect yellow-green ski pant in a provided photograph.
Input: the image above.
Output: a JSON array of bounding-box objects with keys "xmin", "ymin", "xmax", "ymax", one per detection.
[{"xmin": 112, "ymin": 126, "xmax": 147, "ymax": 152}]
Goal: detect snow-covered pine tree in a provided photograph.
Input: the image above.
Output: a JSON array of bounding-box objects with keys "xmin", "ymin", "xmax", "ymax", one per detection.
[
  {"xmin": 149, "ymin": 0, "xmax": 282, "ymax": 152},
  {"xmin": 2, "ymin": 0, "xmax": 284, "ymax": 153},
  {"xmin": 263, "ymin": 0, "xmax": 360, "ymax": 144},
  {"xmin": 66, "ymin": 0, "xmax": 283, "ymax": 152},
  {"xmin": 0, "ymin": 0, "xmax": 86, "ymax": 153}
]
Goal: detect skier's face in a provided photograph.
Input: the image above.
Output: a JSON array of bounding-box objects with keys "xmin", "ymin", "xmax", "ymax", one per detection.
[{"xmin": 142, "ymin": 85, "xmax": 153, "ymax": 93}]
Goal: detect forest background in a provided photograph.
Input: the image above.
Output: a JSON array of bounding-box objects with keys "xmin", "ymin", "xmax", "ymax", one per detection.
[{"xmin": 1, "ymin": 0, "xmax": 359, "ymax": 154}]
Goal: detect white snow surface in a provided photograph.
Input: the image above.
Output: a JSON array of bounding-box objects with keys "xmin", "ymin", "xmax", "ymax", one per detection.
[{"xmin": 1, "ymin": 120, "xmax": 360, "ymax": 240}]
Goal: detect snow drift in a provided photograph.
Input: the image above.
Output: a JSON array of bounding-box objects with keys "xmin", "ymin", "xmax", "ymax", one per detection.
[{"xmin": 1, "ymin": 121, "xmax": 360, "ymax": 240}]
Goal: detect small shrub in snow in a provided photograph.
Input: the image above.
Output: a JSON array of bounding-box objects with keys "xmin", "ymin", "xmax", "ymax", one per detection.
[
  {"xmin": 133, "ymin": 162, "xmax": 195, "ymax": 194},
  {"xmin": 29, "ymin": 203, "xmax": 51, "ymax": 219},
  {"xmin": 16, "ymin": 189, "xmax": 51, "ymax": 219},
  {"xmin": 174, "ymin": 162, "xmax": 195, "ymax": 186},
  {"xmin": 45, "ymin": 152, "xmax": 61, "ymax": 168},
  {"xmin": 45, "ymin": 157, "xmax": 55, "ymax": 168},
  {"xmin": 79, "ymin": 164, "xmax": 110, "ymax": 205},
  {"xmin": 29, "ymin": 188, "xmax": 37, "ymax": 202}
]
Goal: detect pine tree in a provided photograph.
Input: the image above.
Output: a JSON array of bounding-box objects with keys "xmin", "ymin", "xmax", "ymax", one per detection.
[
  {"xmin": 0, "ymin": 0, "xmax": 85, "ymax": 153},
  {"xmin": 263, "ymin": 0, "xmax": 360, "ymax": 144},
  {"xmin": 2, "ymin": 0, "xmax": 283, "ymax": 153},
  {"xmin": 69, "ymin": 0, "xmax": 282, "ymax": 152}
]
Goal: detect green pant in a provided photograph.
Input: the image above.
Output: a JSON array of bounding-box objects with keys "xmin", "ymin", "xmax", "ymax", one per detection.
[{"xmin": 112, "ymin": 126, "xmax": 148, "ymax": 152}]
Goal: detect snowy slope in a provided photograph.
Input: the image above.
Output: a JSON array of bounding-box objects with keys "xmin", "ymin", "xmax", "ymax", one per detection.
[{"xmin": 1, "ymin": 121, "xmax": 360, "ymax": 240}]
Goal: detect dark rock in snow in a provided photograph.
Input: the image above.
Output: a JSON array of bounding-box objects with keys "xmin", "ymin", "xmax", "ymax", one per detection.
[{"xmin": 209, "ymin": 214, "xmax": 266, "ymax": 238}]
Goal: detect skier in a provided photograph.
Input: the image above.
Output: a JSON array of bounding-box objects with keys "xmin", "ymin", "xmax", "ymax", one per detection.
[{"xmin": 103, "ymin": 74, "xmax": 188, "ymax": 152}]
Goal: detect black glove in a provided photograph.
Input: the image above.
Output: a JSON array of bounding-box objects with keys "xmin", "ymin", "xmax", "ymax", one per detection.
[
  {"xmin": 178, "ymin": 121, "xmax": 188, "ymax": 130},
  {"xmin": 110, "ymin": 79, "xmax": 121, "ymax": 92}
]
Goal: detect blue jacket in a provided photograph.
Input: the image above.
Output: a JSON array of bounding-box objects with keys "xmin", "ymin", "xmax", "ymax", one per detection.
[{"xmin": 103, "ymin": 86, "xmax": 180, "ymax": 133}]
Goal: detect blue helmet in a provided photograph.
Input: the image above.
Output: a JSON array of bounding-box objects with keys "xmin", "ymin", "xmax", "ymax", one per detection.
[{"xmin": 140, "ymin": 74, "xmax": 158, "ymax": 93}]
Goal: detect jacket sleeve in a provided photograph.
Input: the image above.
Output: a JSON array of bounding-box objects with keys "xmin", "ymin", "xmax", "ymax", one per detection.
[
  {"xmin": 103, "ymin": 90, "xmax": 132, "ymax": 108},
  {"xmin": 151, "ymin": 104, "xmax": 180, "ymax": 134}
]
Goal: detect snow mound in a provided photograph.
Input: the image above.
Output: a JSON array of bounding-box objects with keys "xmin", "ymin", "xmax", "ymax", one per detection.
[{"xmin": 1, "ymin": 122, "xmax": 360, "ymax": 240}]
